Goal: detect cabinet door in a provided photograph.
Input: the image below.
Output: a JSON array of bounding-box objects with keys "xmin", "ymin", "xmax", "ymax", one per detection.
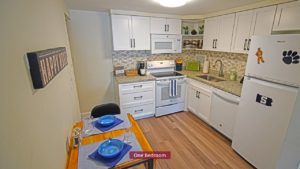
[
  {"xmin": 251, "ymin": 6, "xmax": 276, "ymax": 36},
  {"xmin": 111, "ymin": 15, "xmax": 132, "ymax": 50},
  {"xmin": 132, "ymin": 16, "xmax": 150, "ymax": 50},
  {"xmin": 273, "ymin": 1, "xmax": 300, "ymax": 31},
  {"xmin": 203, "ymin": 17, "xmax": 219, "ymax": 51},
  {"xmin": 187, "ymin": 85, "xmax": 199, "ymax": 115},
  {"xmin": 216, "ymin": 13, "xmax": 235, "ymax": 52},
  {"xmin": 166, "ymin": 18, "xmax": 181, "ymax": 34},
  {"xmin": 151, "ymin": 17, "xmax": 167, "ymax": 34},
  {"xmin": 231, "ymin": 10, "xmax": 254, "ymax": 53},
  {"xmin": 198, "ymin": 89, "xmax": 211, "ymax": 122}
]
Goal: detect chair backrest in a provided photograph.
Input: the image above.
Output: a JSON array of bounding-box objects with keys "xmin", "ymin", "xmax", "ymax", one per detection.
[{"xmin": 90, "ymin": 103, "xmax": 121, "ymax": 118}]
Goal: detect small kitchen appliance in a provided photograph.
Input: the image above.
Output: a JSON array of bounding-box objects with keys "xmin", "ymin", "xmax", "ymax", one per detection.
[{"xmin": 137, "ymin": 61, "xmax": 146, "ymax": 76}]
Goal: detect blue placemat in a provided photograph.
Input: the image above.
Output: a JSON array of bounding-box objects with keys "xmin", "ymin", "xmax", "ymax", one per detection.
[
  {"xmin": 93, "ymin": 117, "xmax": 123, "ymax": 132},
  {"xmin": 88, "ymin": 143, "xmax": 132, "ymax": 168},
  {"xmin": 78, "ymin": 133, "xmax": 142, "ymax": 169},
  {"xmin": 82, "ymin": 115, "xmax": 131, "ymax": 137}
]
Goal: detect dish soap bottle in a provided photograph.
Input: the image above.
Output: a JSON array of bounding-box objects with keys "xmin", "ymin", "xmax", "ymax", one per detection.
[{"xmin": 203, "ymin": 57, "xmax": 209, "ymax": 74}]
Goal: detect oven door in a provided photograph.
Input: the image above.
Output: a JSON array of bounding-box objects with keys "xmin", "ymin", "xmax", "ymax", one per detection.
[{"xmin": 156, "ymin": 78, "xmax": 186, "ymax": 107}]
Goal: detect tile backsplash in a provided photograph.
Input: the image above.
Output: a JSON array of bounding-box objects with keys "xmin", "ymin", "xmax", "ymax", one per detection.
[{"xmin": 112, "ymin": 50, "xmax": 248, "ymax": 77}]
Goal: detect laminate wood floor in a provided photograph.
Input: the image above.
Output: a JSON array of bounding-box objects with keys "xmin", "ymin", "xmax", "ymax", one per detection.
[{"xmin": 133, "ymin": 112, "xmax": 254, "ymax": 169}]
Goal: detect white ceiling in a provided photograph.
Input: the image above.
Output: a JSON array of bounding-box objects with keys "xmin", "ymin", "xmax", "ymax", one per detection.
[{"xmin": 65, "ymin": 0, "xmax": 265, "ymax": 15}]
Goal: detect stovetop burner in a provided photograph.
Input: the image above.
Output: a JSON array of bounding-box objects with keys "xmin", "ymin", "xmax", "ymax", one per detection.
[{"xmin": 151, "ymin": 72, "xmax": 183, "ymax": 78}]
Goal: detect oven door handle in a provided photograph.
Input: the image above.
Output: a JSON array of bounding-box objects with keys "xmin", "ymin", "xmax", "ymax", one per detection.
[{"xmin": 156, "ymin": 79, "xmax": 186, "ymax": 85}]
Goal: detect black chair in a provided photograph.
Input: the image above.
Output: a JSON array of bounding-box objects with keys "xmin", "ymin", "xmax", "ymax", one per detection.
[{"xmin": 90, "ymin": 103, "xmax": 121, "ymax": 118}]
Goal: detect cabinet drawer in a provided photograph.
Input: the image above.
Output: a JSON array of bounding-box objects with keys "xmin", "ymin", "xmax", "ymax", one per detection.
[
  {"xmin": 120, "ymin": 90, "xmax": 154, "ymax": 107},
  {"xmin": 119, "ymin": 81, "xmax": 155, "ymax": 94},
  {"xmin": 121, "ymin": 104, "xmax": 155, "ymax": 120}
]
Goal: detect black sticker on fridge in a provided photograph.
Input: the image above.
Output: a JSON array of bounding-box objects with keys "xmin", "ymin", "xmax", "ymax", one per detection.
[
  {"xmin": 256, "ymin": 94, "xmax": 273, "ymax": 107},
  {"xmin": 282, "ymin": 50, "xmax": 299, "ymax": 64}
]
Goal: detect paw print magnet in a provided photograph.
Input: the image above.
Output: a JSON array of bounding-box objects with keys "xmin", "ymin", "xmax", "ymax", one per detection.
[
  {"xmin": 256, "ymin": 48, "xmax": 265, "ymax": 64},
  {"xmin": 282, "ymin": 50, "xmax": 299, "ymax": 64}
]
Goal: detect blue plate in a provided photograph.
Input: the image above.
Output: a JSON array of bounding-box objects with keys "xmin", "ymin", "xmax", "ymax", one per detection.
[
  {"xmin": 98, "ymin": 139, "xmax": 124, "ymax": 158},
  {"xmin": 97, "ymin": 115, "xmax": 116, "ymax": 126}
]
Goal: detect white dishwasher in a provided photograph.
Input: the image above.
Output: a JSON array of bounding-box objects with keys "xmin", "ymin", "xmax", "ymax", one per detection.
[{"xmin": 209, "ymin": 89, "xmax": 240, "ymax": 139}]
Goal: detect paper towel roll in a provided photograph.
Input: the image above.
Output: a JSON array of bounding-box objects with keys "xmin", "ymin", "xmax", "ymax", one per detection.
[{"xmin": 203, "ymin": 60, "xmax": 209, "ymax": 73}]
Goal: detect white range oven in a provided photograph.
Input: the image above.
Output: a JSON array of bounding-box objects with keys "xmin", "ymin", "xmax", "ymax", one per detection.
[{"xmin": 147, "ymin": 60, "xmax": 186, "ymax": 117}]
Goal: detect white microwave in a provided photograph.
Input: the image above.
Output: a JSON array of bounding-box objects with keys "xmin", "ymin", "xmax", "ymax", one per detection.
[{"xmin": 151, "ymin": 34, "xmax": 182, "ymax": 54}]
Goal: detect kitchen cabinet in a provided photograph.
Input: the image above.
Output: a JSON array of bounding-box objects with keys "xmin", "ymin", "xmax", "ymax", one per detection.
[
  {"xmin": 203, "ymin": 13, "xmax": 235, "ymax": 52},
  {"xmin": 187, "ymin": 79, "xmax": 212, "ymax": 122},
  {"xmin": 151, "ymin": 17, "xmax": 181, "ymax": 34},
  {"xmin": 273, "ymin": 1, "xmax": 300, "ymax": 31},
  {"xmin": 210, "ymin": 89, "xmax": 240, "ymax": 139},
  {"xmin": 231, "ymin": 6, "xmax": 276, "ymax": 53},
  {"xmin": 111, "ymin": 15, "xmax": 150, "ymax": 50},
  {"xmin": 118, "ymin": 81, "xmax": 155, "ymax": 119}
]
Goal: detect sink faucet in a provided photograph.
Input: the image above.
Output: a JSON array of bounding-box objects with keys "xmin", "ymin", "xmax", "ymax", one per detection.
[{"xmin": 214, "ymin": 59, "xmax": 224, "ymax": 77}]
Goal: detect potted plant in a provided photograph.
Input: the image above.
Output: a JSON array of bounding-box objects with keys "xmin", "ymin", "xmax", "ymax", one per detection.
[
  {"xmin": 198, "ymin": 25, "xmax": 204, "ymax": 34},
  {"xmin": 191, "ymin": 29, "xmax": 197, "ymax": 35},
  {"xmin": 182, "ymin": 26, "xmax": 189, "ymax": 35}
]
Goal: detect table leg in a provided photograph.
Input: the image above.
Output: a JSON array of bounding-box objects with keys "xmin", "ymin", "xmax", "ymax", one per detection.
[{"xmin": 147, "ymin": 159, "xmax": 154, "ymax": 169}]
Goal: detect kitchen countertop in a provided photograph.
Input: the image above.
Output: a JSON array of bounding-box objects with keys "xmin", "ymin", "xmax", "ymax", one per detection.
[
  {"xmin": 114, "ymin": 74, "xmax": 156, "ymax": 84},
  {"xmin": 114, "ymin": 70, "xmax": 243, "ymax": 96},
  {"xmin": 178, "ymin": 70, "xmax": 243, "ymax": 97}
]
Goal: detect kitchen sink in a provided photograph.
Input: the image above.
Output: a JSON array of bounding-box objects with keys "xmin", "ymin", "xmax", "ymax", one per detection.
[{"xmin": 197, "ymin": 75, "xmax": 225, "ymax": 82}]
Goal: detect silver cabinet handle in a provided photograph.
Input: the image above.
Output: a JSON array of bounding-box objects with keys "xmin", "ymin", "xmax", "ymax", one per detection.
[
  {"xmin": 134, "ymin": 96, "xmax": 143, "ymax": 100},
  {"xmin": 212, "ymin": 39, "xmax": 215, "ymax": 49},
  {"xmin": 247, "ymin": 39, "xmax": 251, "ymax": 51},
  {"xmin": 243, "ymin": 39, "xmax": 248, "ymax": 51},
  {"xmin": 133, "ymin": 39, "xmax": 135, "ymax": 48},
  {"xmin": 215, "ymin": 39, "xmax": 218, "ymax": 49},
  {"xmin": 167, "ymin": 24, "xmax": 169, "ymax": 32},
  {"xmin": 165, "ymin": 24, "xmax": 167, "ymax": 32},
  {"xmin": 133, "ymin": 85, "xmax": 143, "ymax": 88},
  {"xmin": 134, "ymin": 109, "xmax": 144, "ymax": 113},
  {"xmin": 130, "ymin": 39, "xmax": 133, "ymax": 48}
]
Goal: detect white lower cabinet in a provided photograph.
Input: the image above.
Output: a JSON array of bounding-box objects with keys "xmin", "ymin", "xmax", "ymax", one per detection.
[
  {"xmin": 187, "ymin": 79, "xmax": 212, "ymax": 123},
  {"xmin": 118, "ymin": 81, "xmax": 155, "ymax": 119}
]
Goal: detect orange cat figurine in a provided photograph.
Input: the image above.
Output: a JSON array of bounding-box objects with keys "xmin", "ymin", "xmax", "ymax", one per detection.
[{"xmin": 256, "ymin": 48, "xmax": 265, "ymax": 64}]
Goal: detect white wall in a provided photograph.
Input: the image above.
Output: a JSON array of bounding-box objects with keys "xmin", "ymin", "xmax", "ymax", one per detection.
[
  {"xmin": 0, "ymin": 0, "xmax": 81, "ymax": 169},
  {"xmin": 277, "ymin": 89, "xmax": 300, "ymax": 169},
  {"xmin": 67, "ymin": 10, "xmax": 115, "ymax": 113}
]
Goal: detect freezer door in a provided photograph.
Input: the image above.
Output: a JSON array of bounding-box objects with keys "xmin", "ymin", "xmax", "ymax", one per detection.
[
  {"xmin": 232, "ymin": 77, "xmax": 298, "ymax": 169},
  {"xmin": 246, "ymin": 34, "xmax": 300, "ymax": 86}
]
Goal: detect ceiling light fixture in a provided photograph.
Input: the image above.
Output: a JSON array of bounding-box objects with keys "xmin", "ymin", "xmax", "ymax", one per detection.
[{"xmin": 154, "ymin": 0, "xmax": 190, "ymax": 8}]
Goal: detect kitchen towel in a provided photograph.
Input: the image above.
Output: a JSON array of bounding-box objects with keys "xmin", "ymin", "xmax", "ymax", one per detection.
[
  {"xmin": 169, "ymin": 79, "xmax": 177, "ymax": 97},
  {"xmin": 78, "ymin": 133, "xmax": 142, "ymax": 169}
]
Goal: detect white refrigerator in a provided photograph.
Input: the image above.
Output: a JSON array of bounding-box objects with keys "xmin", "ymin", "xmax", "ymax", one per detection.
[{"xmin": 232, "ymin": 34, "xmax": 300, "ymax": 169}]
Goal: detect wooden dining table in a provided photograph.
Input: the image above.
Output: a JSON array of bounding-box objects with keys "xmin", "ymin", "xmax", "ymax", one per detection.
[{"xmin": 66, "ymin": 114, "xmax": 154, "ymax": 169}]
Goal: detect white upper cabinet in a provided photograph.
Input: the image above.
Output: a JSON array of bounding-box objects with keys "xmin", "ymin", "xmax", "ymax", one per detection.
[
  {"xmin": 251, "ymin": 6, "xmax": 276, "ymax": 36},
  {"xmin": 111, "ymin": 15, "xmax": 150, "ymax": 50},
  {"xmin": 231, "ymin": 10, "xmax": 254, "ymax": 53},
  {"xmin": 111, "ymin": 15, "xmax": 132, "ymax": 50},
  {"xmin": 217, "ymin": 14, "xmax": 236, "ymax": 52},
  {"xmin": 203, "ymin": 17, "xmax": 219, "ymax": 51},
  {"xmin": 203, "ymin": 13, "xmax": 235, "ymax": 52},
  {"xmin": 166, "ymin": 18, "xmax": 182, "ymax": 34},
  {"xmin": 131, "ymin": 16, "xmax": 150, "ymax": 50},
  {"xmin": 231, "ymin": 6, "xmax": 276, "ymax": 53},
  {"xmin": 151, "ymin": 17, "xmax": 181, "ymax": 34},
  {"xmin": 273, "ymin": 1, "xmax": 300, "ymax": 31}
]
